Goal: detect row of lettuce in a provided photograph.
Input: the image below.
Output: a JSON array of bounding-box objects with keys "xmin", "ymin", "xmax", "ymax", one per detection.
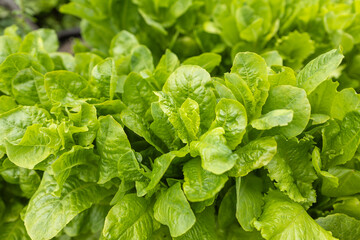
[
  {"xmin": 0, "ymin": 25, "xmax": 360, "ymax": 240},
  {"xmin": 60, "ymin": 0, "xmax": 360, "ymax": 91}
]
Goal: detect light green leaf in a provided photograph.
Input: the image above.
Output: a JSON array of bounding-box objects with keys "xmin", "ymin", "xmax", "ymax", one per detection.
[
  {"xmin": 231, "ymin": 52, "xmax": 269, "ymax": 119},
  {"xmin": 6, "ymin": 124, "xmax": 60, "ymax": 169},
  {"xmin": 251, "ymin": 109, "xmax": 293, "ymax": 130},
  {"xmin": 266, "ymin": 137, "xmax": 317, "ymax": 203},
  {"xmin": 150, "ymin": 102, "xmax": 180, "ymax": 151},
  {"xmin": 268, "ymin": 65, "xmax": 296, "ymax": 87},
  {"xmin": 236, "ymin": 175, "xmax": 264, "ymax": 231},
  {"xmin": 163, "ymin": 65, "xmax": 216, "ymax": 131},
  {"xmin": 102, "ymin": 194, "xmax": 155, "ymax": 240},
  {"xmin": 316, "ymin": 214, "xmax": 360, "ymax": 240},
  {"xmin": 261, "ymin": 51, "xmax": 283, "ymax": 67},
  {"xmin": 142, "ymin": 146, "xmax": 189, "ymax": 196},
  {"xmin": 183, "ymin": 158, "xmax": 228, "ymax": 202},
  {"xmin": 109, "ymin": 30, "xmax": 139, "ymax": 58},
  {"xmin": 183, "ymin": 53, "xmax": 221, "ymax": 72},
  {"xmin": 20, "ymin": 29, "xmax": 59, "ymax": 53},
  {"xmin": 311, "ymin": 114, "xmax": 330, "ymax": 125},
  {"xmin": 331, "ymin": 88, "xmax": 360, "ymax": 120},
  {"xmin": 262, "ymin": 85, "xmax": 310, "ymax": 138},
  {"xmin": 0, "ymin": 106, "xmax": 50, "ymax": 151},
  {"xmin": 130, "ymin": 45, "xmax": 154, "ymax": 73},
  {"xmin": 120, "ymin": 106, "xmax": 164, "ymax": 153},
  {"xmin": 153, "ymin": 49, "xmax": 180, "ymax": 87},
  {"xmin": 213, "ymin": 80, "xmax": 236, "ymax": 100},
  {"xmin": 297, "ymin": 48, "xmax": 344, "ymax": 94},
  {"xmin": 86, "ymin": 58, "xmax": 117, "ymax": 100},
  {"xmin": 0, "ymin": 53, "xmax": 46, "ymax": 95},
  {"xmin": 0, "ymin": 219, "xmax": 31, "ymax": 240},
  {"xmin": 96, "ymin": 115, "xmax": 132, "ymax": 183},
  {"xmin": 321, "ymin": 167, "xmax": 360, "ymax": 197},
  {"xmin": 322, "ymin": 111, "xmax": 360, "ymax": 167},
  {"xmin": 153, "ymin": 182, "xmax": 196, "ymax": 237},
  {"xmin": 229, "ymin": 137, "xmax": 277, "ymax": 177},
  {"xmin": 67, "ymin": 103, "xmax": 99, "ymax": 146},
  {"xmin": 0, "ymin": 35, "xmax": 21, "ymax": 63},
  {"xmin": 117, "ymin": 150, "xmax": 145, "ymax": 182},
  {"xmin": 174, "ymin": 206, "xmax": 217, "ymax": 240},
  {"xmin": 24, "ymin": 173, "xmax": 112, "ymax": 240},
  {"xmin": 190, "ymin": 127, "xmax": 238, "ymax": 175},
  {"xmin": 74, "ymin": 52, "xmax": 103, "ymax": 80},
  {"xmin": 333, "ymin": 196, "xmax": 360, "ymax": 220},
  {"xmin": 50, "ymin": 52, "xmax": 75, "ymax": 71},
  {"xmin": 0, "ymin": 95, "xmax": 17, "ymax": 114},
  {"xmin": 211, "ymin": 98, "xmax": 247, "ymax": 150},
  {"xmin": 276, "ymin": 31, "xmax": 314, "ymax": 69},
  {"xmin": 123, "ymin": 72, "xmax": 157, "ymax": 117},
  {"xmin": 311, "ymin": 147, "xmax": 338, "ymax": 188},
  {"xmin": 224, "ymin": 73, "xmax": 255, "ymax": 120},
  {"xmin": 254, "ymin": 191, "xmax": 336, "ymax": 240},
  {"xmin": 52, "ymin": 145, "xmax": 99, "ymax": 195},
  {"xmin": 179, "ymin": 98, "xmax": 200, "ymax": 141},
  {"xmin": 156, "ymin": 92, "xmax": 188, "ymax": 144},
  {"xmin": 44, "ymin": 71, "xmax": 88, "ymax": 107},
  {"xmin": 11, "ymin": 68, "xmax": 43, "ymax": 105},
  {"xmin": 308, "ymin": 79, "xmax": 338, "ymax": 116}
]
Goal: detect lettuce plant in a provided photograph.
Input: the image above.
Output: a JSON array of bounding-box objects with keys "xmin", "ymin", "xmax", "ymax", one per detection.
[
  {"xmin": 0, "ymin": 2, "xmax": 360, "ymax": 240},
  {"xmin": 61, "ymin": 0, "xmax": 360, "ymax": 89}
]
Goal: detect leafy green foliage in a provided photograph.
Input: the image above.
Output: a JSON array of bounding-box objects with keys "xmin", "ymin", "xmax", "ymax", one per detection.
[{"xmin": 2, "ymin": 1, "xmax": 360, "ymax": 239}]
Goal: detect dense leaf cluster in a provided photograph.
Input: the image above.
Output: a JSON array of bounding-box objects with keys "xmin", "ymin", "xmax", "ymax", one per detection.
[{"xmin": 1, "ymin": 1, "xmax": 360, "ymax": 240}]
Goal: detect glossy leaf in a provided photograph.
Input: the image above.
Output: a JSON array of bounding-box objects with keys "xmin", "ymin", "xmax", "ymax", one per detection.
[
  {"xmin": 153, "ymin": 182, "xmax": 196, "ymax": 237},
  {"xmin": 211, "ymin": 98, "xmax": 247, "ymax": 149},
  {"xmin": 229, "ymin": 137, "xmax": 277, "ymax": 177},
  {"xmin": 183, "ymin": 158, "xmax": 228, "ymax": 202},
  {"xmin": 254, "ymin": 191, "xmax": 336, "ymax": 240},
  {"xmin": 190, "ymin": 127, "xmax": 238, "ymax": 175}
]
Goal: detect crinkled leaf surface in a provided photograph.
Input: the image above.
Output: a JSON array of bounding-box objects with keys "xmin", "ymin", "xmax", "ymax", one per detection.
[
  {"xmin": 24, "ymin": 173, "xmax": 112, "ymax": 240},
  {"xmin": 236, "ymin": 175, "xmax": 264, "ymax": 231},
  {"xmin": 211, "ymin": 98, "xmax": 247, "ymax": 150},
  {"xmin": 262, "ymin": 85, "xmax": 310, "ymax": 138},
  {"xmin": 231, "ymin": 52, "xmax": 269, "ymax": 119},
  {"xmin": 183, "ymin": 158, "xmax": 228, "ymax": 202},
  {"xmin": 44, "ymin": 71, "xmax": 87, "ymax": 106},
  {"xmin": 96, "ymin": 115, "xmax": 133, "ymax": 183},
  {"xmin": 254, "ymin": 191, "xmax": 336, "ymax": 240},
  {"xmin": 190, "ymin": 127, "xmax": 238, "ymax": 175},
  {"xmin": 316, "ymin": 214, "xmax": 360, "ymax": 240},
  {"xmin": 251, "ymin": 109, "xmax": 293, "ymax": 130},
  {"xmin": 266, "ymin": 136, "xmax": 317, "ymax": 203},
  {"xmin": 297, "ymin": 48, "xmax": 343, "ymax": 94},
  {"xmin": 322, "ymin": 110, "xmax": 360, "ymax": 167},
  {"xmin": 153, "ymin": 182, "xmax": 196, "ymax": 237},
  {"xmin": 163, "ymin": 65, "xmax": 216, "ymax": 131},
  {"xmin": 102, "ymin": 194, "xmax": 155, "ymax": 240},
  {"xmin": 0, "ymin": 106, "xmax": 49, "ymax": 150},
  {"xmin": 229, "ymin": 137, "xmax": 277, "ymax": 177}
]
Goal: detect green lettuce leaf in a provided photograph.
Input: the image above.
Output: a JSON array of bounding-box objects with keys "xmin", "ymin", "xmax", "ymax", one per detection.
[
  {"xmin": 190, "ymin": 127, "xmax": 238, "ymax": 175},
  {"xmin": 183, "ymin": 158, "xmax": 228, "ymax": 202},
  {"xmin": 229, "ymin": 137, "xmax": 277, "ymax": 177},
  {"xmin": 102, "ymin": 194, "xmax": 155, "ymax": 240},
  {"xmin": 254, "ymin": 191, "xmax": 337, "ymax": 240},
  {"xmin": 24, "ymin": 173, "xmax": 113, "ymax": 240},
  {"xmin": 153, "ymin": 182, "xmax": 196, "ymax": 237},
  {"xmin": 266, "ymin": 136, "xmax": 317, "ymax": 203},
  {"xmin": 316, "ymin": 214, "xmax": 360, "ymax": 240}
]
